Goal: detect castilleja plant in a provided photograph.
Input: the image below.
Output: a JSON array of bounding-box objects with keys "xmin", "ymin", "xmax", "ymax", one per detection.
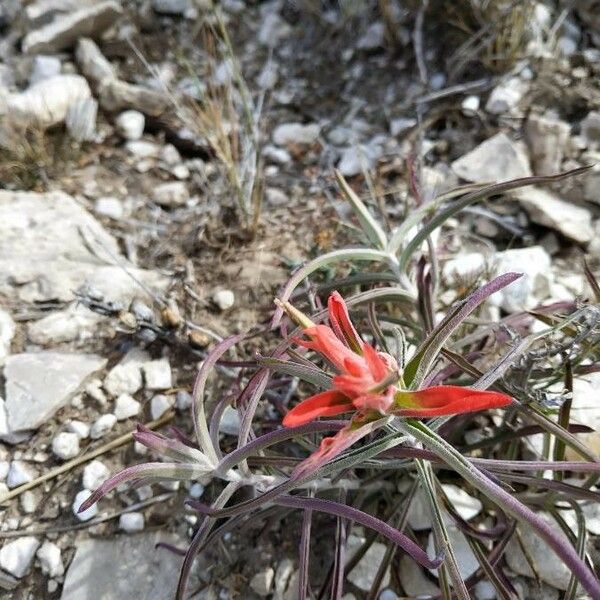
[{"xmin": 79, "ymin": 166, "xmax": 600, "ymax": 600}]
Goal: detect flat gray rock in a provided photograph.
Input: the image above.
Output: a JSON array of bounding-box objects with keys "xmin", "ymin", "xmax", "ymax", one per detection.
[
  {"xmin": 505, "ymin": 512, "xmax": 573, "ymax": 590},
  {"xmin": 60, "ymin": 533, "xmax": 185, "ymax": 600},
  {"xmin": 451, "ymin": 132, "xmax": 532, "ymax": 183},
  {"xmin": 514, "ymin": 186, "xmax": 594, "ymax": 244},
  {"xmin": 0, "ymin": 190, "xmax": 166, "ymax": 303},
  {"xmin": 3, "ymin": 352, "xmax": 106, "ymax": 435},
  {"xmin": 22, "ymin": 1, "xmax": 123, "ymax": 55}
]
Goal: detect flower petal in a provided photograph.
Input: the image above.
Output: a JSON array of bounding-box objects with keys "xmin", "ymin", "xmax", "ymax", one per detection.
[
  {"xmin": 328, "ymin": 291, "xmax": 364, "ymax": 353},
  {"xmin": 283, "ymin": 390, "xmax": 353, "ymax": 427},
  {"xmin": 393, "ymin": 385, "xmax": 513, "ymax": 417}
]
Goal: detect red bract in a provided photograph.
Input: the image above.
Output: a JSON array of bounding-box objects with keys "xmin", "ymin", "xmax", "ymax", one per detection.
[{"xmin": 393, "ymin": 385, "xmax": 513, "ymax": 417}]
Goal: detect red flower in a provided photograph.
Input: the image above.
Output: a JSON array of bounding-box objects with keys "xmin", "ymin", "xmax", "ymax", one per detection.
[
  {"xmin": 278, "ymin": 292, "xmax": 514, "ymax": 477},
  {"xmin": 282, "ymin": 292, "xmax": 398, "ymax": 427}
]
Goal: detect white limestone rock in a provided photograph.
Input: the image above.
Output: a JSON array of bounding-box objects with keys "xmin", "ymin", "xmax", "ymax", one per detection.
[
  {"xmin": 73, "ymin": 489, "xmax": 98, "ymax": 521},
  {"xmin": 60, "ymin": 533, "xmax": 189, "ymax": 599},
  {"xmin": 3, "ymin": 352, "xmax": 106, "ymax": 437},
  {"xmin": 150, "ymin": 394, "xmax": 173, "ymax": 419},
  {"xmin": 22, "ymin": 1, "xmax": 123, "ymax": 54},
  {"xmin": 95, "ymin": 196, "xmax": 124, "ymax": 220},
  {"xmin": 250, "ymin": 567, "xmax": 275, "ymax": 596},
  {"xmin": 37, "ymin": 541, "xmax": 64, "ymax": 577},
  {"xmin": 485, "ymin": 77, "xmax": 529, "ymax": 114},
  {"xmin": 452, "ymin": 133, "xmax": 532, "ymax": 183},
  {"xmin": 83, "ymin": 460, "xmax": 110, "ymax": 491},
  {"xmin": 104, "ymin": 348, "xmax": 150, "ymax": 397},
  {"xmin": 29, "ymin": 55, "xmax": 61, "ymax": 85},
  {"xmin": 0, "ymin": 309, "xmax": 15, "ymax": 365},
  {"xmin": 75, "ymin": 37, "xmax": 116, "ymax": 87},
  {"xmin": 6, "ymin": 461, "xmax": 37, "ymax": 489},
  {"xmin": 514, "ymin": 187, "xmax": 594, "ymax": 244},
  {"xmin": 490, "ymin": 246, "xmax": 553, "ymax": 312},
  {"xmin": 441, "ymin": 484, "xmax": 482, "ymax": 521},
  {"xmin": 213, "ymin": 289, "xmax": 235, "ymax": 311},
  {"xmin": 27, "ymin": 304, "xmax": 103, "ymax": 345},
  {"xmin": 143, "ymin": 359, "xmax": 172, "ymax": 390},
  {"xmin": 346, "ymin": 534, "xmax": 390, "ymax": 591},
  {"xmin": 505, "ymin": 512, "xmax": 572, "ymax": 590},
  {"xmin": 90, "ymin": 414, "xmax": 117, "ymax": 439},
  {"xmin": 0, "ymin": 537, "xmax": 40, "ymax": 578},
  {"xmin": 52, "ymin": 432, "xmax": 80, "ymax": 460},
  {"xmin": 153, "ymin": 182, "xmax": 189, "ymax": 207},
  {"xmin": 525, "ymin": 113, "xmax": 571, "ymax": 175},
  {"xmin": 119, "ymin": 512, "xmax": 145, "ymax": 532},
  {"xmin": 115, "ymin": 110, "xmax": 145, "ymax": 140},
  {"xmin": 0, "ymin": 190, "xmax": 167, "ymax": 304},
  {"xmin": 114, "ymin": 394, "xmax": 141, "ymax": 420},
  {"xmin": 272, "ymin": 122, "xmax": 320, "ymax": 146},
  {"xmin": 5, "ymin": 74, "xmax": 91, "ymax": 129}
]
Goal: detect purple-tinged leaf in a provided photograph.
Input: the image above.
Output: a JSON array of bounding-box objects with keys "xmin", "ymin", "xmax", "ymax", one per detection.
[
  {"xmin": 192, "ymin": 333, "xmax": 246, "ymax": 463},
  {"xmin": 275, "ymin": 495, "xmax": 443, "ymax": 570},
  {"xmin": 258, "ymin": 355, "xmax": 333, "ymax": 389},
  {"xmin": 401, "ymin": 419, "xmax": 600, "ymax": 600},
  {"xmin": 78, "ymin": 462, "xmax": 211, "ymax": 513},
  {"xmin": 215, "ymin": 421, "xmax": 347, "ymax": 477},
  {"xmin": 133, "ymin": 425, "xmax": 213, "ymax": 467},
  {"xmin": 404, "ymin": 272, "xmax": 522, "ymax": 388},
  {"xmin": 176, "ymin": 482, "xmax": 240, "ymax": 600}
]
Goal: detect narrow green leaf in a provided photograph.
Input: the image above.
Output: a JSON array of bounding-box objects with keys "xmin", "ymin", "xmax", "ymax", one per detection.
[{"xmin": 335, "ymin": 169, "xmax": 388, "ymax": 250}]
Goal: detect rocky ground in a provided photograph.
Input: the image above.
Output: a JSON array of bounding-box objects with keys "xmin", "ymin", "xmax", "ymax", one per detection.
[{"xmin": 1, "ymin": 0, "xmax": 600, "ymax": 599}]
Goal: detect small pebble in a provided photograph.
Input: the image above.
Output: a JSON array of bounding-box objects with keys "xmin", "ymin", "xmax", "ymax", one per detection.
[
  {"xmin": 36, "ymin": 541, "xmax": 64, "ymax": 577},
  {"xmin": 52, "ymin": 432, "xmax": 80, "ymax": 460},
  {"xmin": 143, "ymin": 359, "xmax": 172, "ymax": 391},
  {"xmin": 95, "ymin": 196, "xmax": 124, "ymax": 220},
  {"xmin": 73, "ymin": 490, "xmax": 98, "ymax": 522},
  {"xmin": 213, "ymin": 289, "xmax": 235, "ymax": 311},
  {"xmin": 0, "ymin": 460, "xmax": 9, "ymax": 480},
  {"xmin": 119, "ymin": 512, "xmax": 145, "ymax": 533},
  {"xmin": 115, "ymin": 110, "xmax": 145, "ymax": 140},
  {"xmin": 189, "ymin": 482, "xmax": 204, "ymax": 499},
  {"xmin": 6, "ymin": 461, "xmax": 37, "ymax": 489},
  {"xmin": 20, "ymin": 491, "xmax": 38, "ymax": 514},
  {"xmin": 67, "ymin": 420, "xmax": 90, "ymax": 439},
  {"xmin": 114, "ymin": 394, "xmax": 141, "ymax": 420},
  {"xmin": 83, "ymin": 460, "xmax": 110, "ymax": 491},
  {"xmin": 0, "ymin": 537, "xmax": 40, "ymax": 578},
  {"xmin": 134, "ymin": 441, "xmax": 148, "ymax": 455},
  {"xmin": 151, "ymin": 394, "xmax": 173, "ymax": 419},
  {"xmin": 250, "ymin": 567, "xmax": 275, "ymax": 597},
  {"xmin": 90, "ymin": 414, "xmax": 117, "ymax": 439},
  {"xmin": 461, "ymin": 95, "xmax": 480, "ymax": 116},
  {"xmin": 176, "ymin": 390, "xmax": 192, "ymax": 411},
  {"xmin": 136, "ymin": 485, "xmax": 153, "ymax": 501},
  {"xmin": 153, "ymin": 182, "xmax": 189, "ymax": 207}
]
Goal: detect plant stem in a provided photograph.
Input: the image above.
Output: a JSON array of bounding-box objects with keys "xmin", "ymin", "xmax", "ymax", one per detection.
[{"xmin": 397, "ymin": 419, "xmax": 600, "ymax": 600}]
